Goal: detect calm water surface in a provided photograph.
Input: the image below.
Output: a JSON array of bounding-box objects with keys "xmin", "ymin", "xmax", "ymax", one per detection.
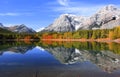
[{"xmin": 0, "ymin": 41, "xmax": 120, "ymax": 77}]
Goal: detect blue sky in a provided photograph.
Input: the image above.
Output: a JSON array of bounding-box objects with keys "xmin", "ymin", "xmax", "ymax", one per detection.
[{"xmin": 0, "ymin": 0, "xmax": 120, "ymax": 31}]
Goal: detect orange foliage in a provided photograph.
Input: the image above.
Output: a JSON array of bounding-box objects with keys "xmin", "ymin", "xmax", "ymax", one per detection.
[
  {"xmin": 24, "ymin": 36, "xmax": 31, "ymax": 44},
  {"xmin": 109, "ymin": 31, "xmax": 114, "ymax": 39},
  {"xmin": 42, "ymin": 35, "xmax": 53, "ymax": 39}
]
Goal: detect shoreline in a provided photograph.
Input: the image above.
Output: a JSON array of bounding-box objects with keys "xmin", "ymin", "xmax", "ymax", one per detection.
[{"xmin": 41, "ymin": 38, "xmax": 120, "ymax": 43}]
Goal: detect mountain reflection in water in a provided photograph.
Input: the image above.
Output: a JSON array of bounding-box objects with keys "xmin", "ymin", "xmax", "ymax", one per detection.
[{"xmin": 0, "ymin": 41, "xmax": 120, "ymax": 77}]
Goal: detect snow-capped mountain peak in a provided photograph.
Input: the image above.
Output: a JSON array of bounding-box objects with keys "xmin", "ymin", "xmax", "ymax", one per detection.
[
  {"xmin": 42, "ymin": 13, "xmax": 87, "ymax": 32},
  {"xmin": 36, "ymin": 27, "xmax": 45, "ymax": 32},
  {"xmin": 42, "ymin": 4, "xmax": 120, "ymax": 32},
  {"xmin": 99, "ymin": 4, "xmax": 119, "ymax": 12},
  {"xmin": 7, "ymin": 24, "xmax": 36, "ymax": 33}
]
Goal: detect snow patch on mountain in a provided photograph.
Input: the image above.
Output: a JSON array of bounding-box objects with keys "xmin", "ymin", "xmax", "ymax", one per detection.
[
  {"xmin": 36, "ymin": 27, "xmax": 45, "ymax": 32},
  {"xmin": 7, "ymin": 24, "xmax": 36, "ymax": 33},
  {"xmin": 42, "ymin": 5, "xmax": 120, "ymax": 32}
]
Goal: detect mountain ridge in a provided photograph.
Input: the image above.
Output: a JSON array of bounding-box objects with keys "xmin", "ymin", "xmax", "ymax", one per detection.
[
  {"xmin": 0, "ymin": 24, "xmax": 36, "ymax": 33},
  {"xmin": 41, "ymin": 4, "xmax": 120, "ymax": 32}
]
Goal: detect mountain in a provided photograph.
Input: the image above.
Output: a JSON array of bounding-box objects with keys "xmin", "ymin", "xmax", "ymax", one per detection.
[
  {"xmin": 0, "ymin": 23, "xmax": 11, "ymax": 33},
  {"xmin": 42, "ymin": 14, "xmax": 87, "ymax": 32},
  {"xmin": 42, "ymin": 5, "xmax": 120, "ymax": 32},
  {"xmin": 6, "ymin": 24, "xmax": 36, "ymax": 33},
  {"xmin": 89, "ymin": 4, "xmax": 120, "ymax": 29},
  {"xmin": 0, "ymin": 23, "xmax": 36, "ymax": 33},
  {"xmin": 0, "ymin": 23, "xmax": 4, "ymax": 28}
]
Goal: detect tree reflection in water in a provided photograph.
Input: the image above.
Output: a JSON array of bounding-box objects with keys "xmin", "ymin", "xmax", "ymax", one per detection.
[{"xmin": 0, "ymin": 41, "xmax": 120, "ymax": 77}]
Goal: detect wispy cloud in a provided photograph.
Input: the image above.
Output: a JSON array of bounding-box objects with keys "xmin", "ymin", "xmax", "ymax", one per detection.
[
  {"xmin": 0, "ymin": 12, "xmax": 33, "ymax": 16},
  {"xmin": 0, "ymin": 13, "xmax": 20, "ymax": 16},
  {"xmin": 53, "ymin": 6, "xmax": 102, "ymax": 16},
  {"xmin": 51, "ymin": 0, "xmax": 106, "ymax": 16},
  {"xmin": 4, "ymin": 24, "xmax": 17, "ymax": 27},
  {"xmin": 57, "ymin": 0, "xmax": 69, "ymax": 6}
]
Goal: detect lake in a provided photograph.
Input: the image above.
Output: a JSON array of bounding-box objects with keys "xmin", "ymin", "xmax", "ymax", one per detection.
[{"xmin": 0, "ymin": 41, "xmax": 120, "ymax": 77}]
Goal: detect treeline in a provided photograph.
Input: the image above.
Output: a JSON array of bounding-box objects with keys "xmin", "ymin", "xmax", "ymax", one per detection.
[
  {"xmin": 0, "ymin": 27, "xmax": 12, "ymax": 33},
  {"xmin": 41, "ymin": 26, "xmax": 120, "ymax": 40},
  {"xmin": 0, "ymin": 27, "xmax": 40, "ymax": 40},
  {"xmin": 0, "ymin": 26, "xmax": 120, "ymax": 40},
  {"xmin": 0, "ymin": 33, "xmax": 40, "ymax": 41}
]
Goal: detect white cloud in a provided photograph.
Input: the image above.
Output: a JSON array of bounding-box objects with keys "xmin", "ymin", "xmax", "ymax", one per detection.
[
  {"xmin": 52, "ymin": 0, "xmax": 105, "ymax": 16},
  {"xmin": 0, "ymin": 12, "xmax": 33, "ymax": 16},
  {"xmin": 4, "ymin": 24, "xmax": 16, "ymax": 27},
  {"xmin": 53, "ymin": 6, "xmax": 102, "ymax": 16},
  {"xmin": 57, "ymin": 0, "xmax": 69, "ymax": 6},
  {"xmin": 0, "ymin": 13, "xmax": 20, "ymax": 16}
]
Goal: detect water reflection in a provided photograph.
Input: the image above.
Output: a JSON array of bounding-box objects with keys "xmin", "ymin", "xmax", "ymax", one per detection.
[
  {"xmin": 0, "ymin": 41, "xmax": 120, "ymax": 77},
  {"xmin": 44, "ymin": 47, "xmax": 120, "ymax": 72},
  {"xmin": 40, "ymin": 41, "xmax": 120, "ymax": 72}
]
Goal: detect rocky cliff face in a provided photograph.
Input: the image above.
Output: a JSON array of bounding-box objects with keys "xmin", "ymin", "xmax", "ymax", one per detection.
[
  {"xmin": 101, "ymin": 18, "xmax": 120, "ymax": 29},
  {"xmin": 42, "ymin": 14, "xmax": 87, "ymax": 32},
  {"xmin": 89, "ymin": 4, "xmax": 120, "ymax": 29},
  {"xmin": 42, "ymin": 5, "xmax": 120, "ymax": 32}
]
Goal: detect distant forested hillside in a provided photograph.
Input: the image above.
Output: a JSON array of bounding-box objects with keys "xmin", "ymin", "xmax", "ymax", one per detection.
[{"xmin": 0, "ymin": 27, "xmax": 13, "ymax": 33}]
